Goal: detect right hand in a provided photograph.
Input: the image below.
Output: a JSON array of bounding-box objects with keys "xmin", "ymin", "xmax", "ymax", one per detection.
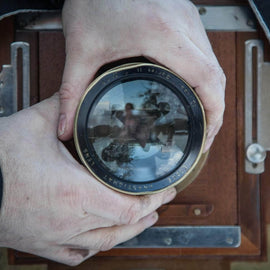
[
  {"xmin": 59, "ymin": 0, "xmax": 225, "ymax": 152},
  {"xmin": 0, "ymin": 94, "xmax": 176, "ymax": 266}
]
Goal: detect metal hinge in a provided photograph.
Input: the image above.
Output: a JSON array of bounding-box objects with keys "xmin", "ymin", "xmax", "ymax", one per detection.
[
  {"xmin": 0, "ymin": 42, "xmax": 30, "ymax": 117},
  {"xmin": 245, "ymin": 39, "xmax": 270, "ymax": 174}
]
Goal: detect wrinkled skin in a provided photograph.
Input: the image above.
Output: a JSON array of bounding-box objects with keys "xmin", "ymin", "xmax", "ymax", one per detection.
[
  {"xmin": 0, "ymin": 94, "xmax": 176, "ymax": 266},
  {"xmin": 58, "ymin": 0, "xmax": 226, "ymax": 152}
]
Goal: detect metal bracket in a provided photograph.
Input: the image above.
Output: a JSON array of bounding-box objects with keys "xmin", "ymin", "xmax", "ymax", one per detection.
[
  {"xmin": 245, "ymin": 40, "xmax": 270, "ymax": 174},
  {"xmin": 0, "ymin": 42, "xmax": 30, "ymax": 117},
  {"xmin": 118, "ymin": 226, "xmax": 241, "ymax": 248},
  {"xmin": 15, "ymin": 6, "xmax": 257, "ymax": 32}
]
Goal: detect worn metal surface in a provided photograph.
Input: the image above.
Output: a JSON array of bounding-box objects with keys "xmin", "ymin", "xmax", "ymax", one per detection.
[
  {"xmin": 197, "ymin": 6, "xmax": 257, "ymax": 31},
  {"xmin": 117, "ymin": 226, "xmax": 241, "ymax": 248},
  {"xmin": 15, "ymin": 6, "xmax": 257, "ymax": 32},
  {"xmin": 0, "ymin": 42, "xmax": 30, "ymax": 117}
]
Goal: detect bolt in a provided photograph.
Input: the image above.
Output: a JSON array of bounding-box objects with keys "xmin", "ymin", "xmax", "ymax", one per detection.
[
  {"xmin": 198, "ymin": 7, "xmax": 207, "ymax": 15},
  {"xmin": 246, "ymin": 143, "xmax": 266, "ymax": 164}
]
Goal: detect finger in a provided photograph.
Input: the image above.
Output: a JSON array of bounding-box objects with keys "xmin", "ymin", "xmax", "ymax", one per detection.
[
  {"xmin": 64, "ymin": 212, "xmax": 158, "ymax": 251},
  {"xmin": 82, "ymin": 179, "xmax": 176, "ymax": 225},
  {"xmin": 73, "ymin": 214, "xmax": 117, "ymax": 235},
  {"xmin": 144, "ymin": 35, "xmax": 225, "ymax": 150},
  {"xmin": 203, "ymin": 114, "xmax": 224, "ymax": 153},
  {"xmin": 58, "ymin": 55, "xmax": 99, "ymax": 140}
]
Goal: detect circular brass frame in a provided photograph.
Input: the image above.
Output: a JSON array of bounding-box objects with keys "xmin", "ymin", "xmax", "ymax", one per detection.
[{"xmin": 74, "ymin": 63, "xmax": 206, "ymax": 195}]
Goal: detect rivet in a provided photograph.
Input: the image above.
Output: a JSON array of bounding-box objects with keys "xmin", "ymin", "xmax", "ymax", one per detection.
[
  {"xmin": 164, "ymin": 237, "xmax": 172, "ymax": 246},
  {"xmin": 194, "ymin": 208, "xmax": 202, "ymax": 216},
  {"xmin": 198, "ymin": 7, "xmax": 207, "ymax": 15}
]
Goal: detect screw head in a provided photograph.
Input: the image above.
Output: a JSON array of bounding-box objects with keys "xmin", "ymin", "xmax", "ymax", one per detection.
[
  {"xmin": 193, "ymin": 208, "xmax": 202, "ymax": 216},
  {"xmin": 246, "ymin": 143, "xmax": 266, "ymax": 164},
  {"xmin": 198, "ymin": 7, "xmax": 207, "ymax": 15}
]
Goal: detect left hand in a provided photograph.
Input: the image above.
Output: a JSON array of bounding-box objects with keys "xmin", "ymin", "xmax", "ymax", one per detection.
[{"xmin": 0, "ymin": 94, "xmax": 176, "ymax": 266}]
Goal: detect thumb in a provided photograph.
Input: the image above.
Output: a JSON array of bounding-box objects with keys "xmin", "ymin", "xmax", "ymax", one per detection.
[{"xmin": 58, "ymin": 56, "xmax": 98, "ymax": 140}]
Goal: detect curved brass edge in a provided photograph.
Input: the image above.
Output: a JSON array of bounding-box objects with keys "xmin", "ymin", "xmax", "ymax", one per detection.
[{"xmin": 74, "ymin": 63, "xmax": 207, "ymax": 195}]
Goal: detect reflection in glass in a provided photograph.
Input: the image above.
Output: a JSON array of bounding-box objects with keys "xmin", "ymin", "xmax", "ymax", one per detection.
[{"xmin": 87, "ymin": 79, "xmax": 189, "ymax": 182}]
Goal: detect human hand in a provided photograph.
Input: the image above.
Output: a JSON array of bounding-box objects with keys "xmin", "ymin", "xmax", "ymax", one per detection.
[
  {"xmin": 58, "ymin": 0, "xmax": 225, "ymax": 152},
  {"xmin": 0, "ymin": 94, "xmax": 176, "ymax": 266}
]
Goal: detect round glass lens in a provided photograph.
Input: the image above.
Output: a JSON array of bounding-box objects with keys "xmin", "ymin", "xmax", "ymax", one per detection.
[{"xmin": 87, "ymin": 79, "xmax": 189, "ymax": 182}]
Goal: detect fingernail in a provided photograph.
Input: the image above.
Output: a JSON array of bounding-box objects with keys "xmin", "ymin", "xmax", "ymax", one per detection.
[
  {"xmin": 163, "ymin": 188, "xmax": 177, "ymax": 204},
  {"xmin": 58, "ymin": 114, "xmax": 66, "ymax": 137},
  {"xmin": 144, "ymin": 212, "xmax": 158, "ymax": 227}
]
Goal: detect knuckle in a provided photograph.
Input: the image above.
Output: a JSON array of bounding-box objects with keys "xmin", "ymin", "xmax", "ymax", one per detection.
[
  {"xmin": 208, "ymin": 99, "xmax": 225, "ymax": 119},
  {"xmin": 139, "ymin": 195, "xmax": 152, "ymax": 210},
  {"xmin": 209, "ymin": 64, "xmax": 226, "ymax": 89},
  {"xmin": 220, "ymin": 71, "xmax": 226, "ymax": 88},
  {"xmin": 212, "ymin": 95, "xmax": 225, "ymax": 112},
  {"xmin": 185, "ymin": 0, "xmax": 199, "ymax": 16},
  {"xmin": 59, "ymin": 82, "xmax": 77, "ymax": 102},
  {"xmin": 204, "ymin": 63, "xmax": 224, "ymax": 82},
  {"xmin": 144, "ymin": 5, "xmax": 173, "ymax": 35},
  {"xmin": 63, "ymin": 247, "xmax": 90, "ymax": 266},
  {"xmin": 67, "ymin": 259, "xmax": 82, "ymax": 267},
  {"xmin": 99, "ymin": 233, "xmax": 117, "ymax": 251},
  {"xmin": 119, "ymin": 199, "xmax": 141, "ymax": 225}
]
